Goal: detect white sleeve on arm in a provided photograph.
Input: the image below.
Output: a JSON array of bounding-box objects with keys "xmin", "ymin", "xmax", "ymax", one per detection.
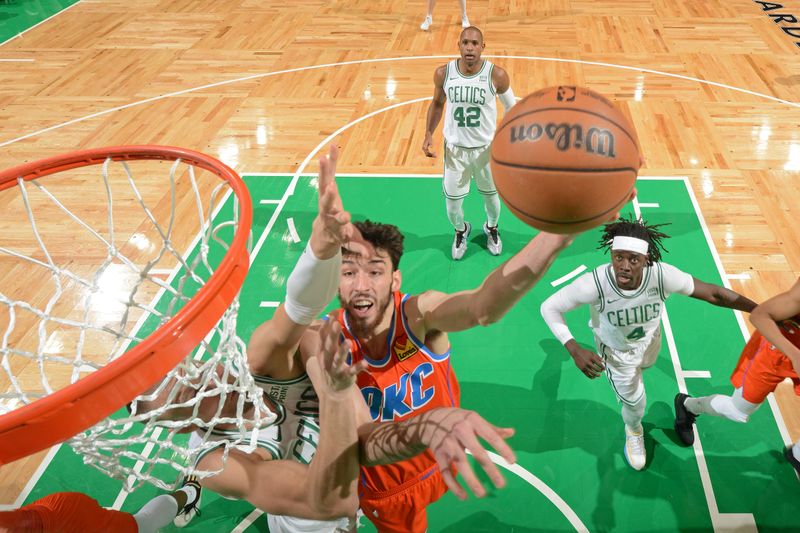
[
  {"xmin": 283, "ymin": 243, "xmax": 342, "ymax": 325},
  {"xmin": 540, "ymin": 273, "xmax": 600, "ymax": 345},
  {"xmin": 659, "ymin": 262, "xmax": 695, "ymax": 296},
  {"xmin": 498, "ymin": 87, "xmax": 516, "ymax": 111}
]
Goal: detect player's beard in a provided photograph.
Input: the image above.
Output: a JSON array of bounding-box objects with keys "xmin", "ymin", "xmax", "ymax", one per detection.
[{"xmin": 340, "ymin": 287, "xmax": 393, "ymax": 339}]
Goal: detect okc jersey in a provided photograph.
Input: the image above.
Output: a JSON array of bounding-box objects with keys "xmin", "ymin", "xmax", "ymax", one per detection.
[
  {"xmin": 337, "ymin": 291, "xmax": 460, "ymax": 494},
  {"xmin": 589, "ymin": 262, "xmax": 694, "ymax": 355},
  {"xmin": 442, "ymin": 59, "xmax": 498, "ymax": 148}
]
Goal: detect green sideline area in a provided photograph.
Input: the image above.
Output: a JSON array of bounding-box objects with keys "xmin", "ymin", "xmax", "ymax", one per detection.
[
  {"xmin": 0, "ymin": 0, "xmax": 79, "ymax": 43},
  {"xmin": 22, "ymin": 175, "xmax": 800, "ymax": 531}
]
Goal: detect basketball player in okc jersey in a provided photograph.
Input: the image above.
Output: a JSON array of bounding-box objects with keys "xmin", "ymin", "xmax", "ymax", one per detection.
[
  {"xmin": 151, "ymin": 144, "xmax": 523, "ymax": 532},
  {"xmin": 541, "ymin": 217, "xmax": 757, "ymax": 471},
  {"xmin": 422, "ymin": 26, "xmax": 516, "ymax": 260},
  {"xmin": 674, "ymin": 279, "xmax": 800, "ymax": 479},
  {"xmin": 333, "ymin": 215, "xmax": 629, "ymax": 533}
]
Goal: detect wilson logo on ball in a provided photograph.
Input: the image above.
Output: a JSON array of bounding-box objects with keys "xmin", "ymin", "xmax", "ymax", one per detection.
[{"xmin": 508, "ymin": 122, "xmax": 617, "ymax": 158}]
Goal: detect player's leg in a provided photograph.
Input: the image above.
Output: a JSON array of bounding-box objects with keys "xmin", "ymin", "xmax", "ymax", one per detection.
[
  {"xmin": 474, "ymin": 145, "xmax": 502, "ymax": 256},
  {"xmin": 420, "ymin": 0, "xmax": 435, "ymax": 30},
  {"xmin": 786, "ymin": 439, "xmax": 800, "ymax": 478},
  {"xmin": 601, "ymin": 343, "xmax": 650, "ymax": 470},
  {"xmin": 459, "ymin": 0, "xmax": 470, "ymax": 27},
  {"xmin": 443, "ymin": 143, "xmax": 472, "ymax": 260},
  {"xmin": 133, "ymin": 480, "xmax": 199, "ymax": 533}
]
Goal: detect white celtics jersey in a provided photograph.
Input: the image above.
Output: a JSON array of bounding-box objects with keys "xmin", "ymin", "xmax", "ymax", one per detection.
[
  {"xmin": 589, "ymin": 262, "xmax": 694, "ymax": 354},
  {"xmin": 254, "ymin": 372, "xmax": 320, "ymax": 465},
  {"xmin": 443, "ymin": 59, "xmax": 498, "ymax": 148}
]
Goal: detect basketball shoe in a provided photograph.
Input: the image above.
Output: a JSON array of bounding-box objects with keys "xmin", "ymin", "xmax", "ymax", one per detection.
[
  {"xmin": 420, "ymin": 15, "xmax": 432, "ymax": 31},
  {"xmin": 623, "ymin": 426, "xmax": 646, "ymax": 471},
  {"xmin": 452, "ymin": 222, "xmax": 471, "ymax": 260},
  {"xmin": 483, "ymin": 223, "xmax": 502, "ymax": 256},
  {"xmin": 673, "ymin": 393, "xmax": 697, "ymax": 446},
  {"xmin": 461, "ymin": 15, "xmax": 471, "ymax": 28},
  {"xmin": 173, "ymin": 475, "xmax": 202, "ymax": 528}
]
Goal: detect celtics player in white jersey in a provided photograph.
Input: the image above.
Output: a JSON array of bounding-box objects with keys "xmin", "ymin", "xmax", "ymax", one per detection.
[
  {"xmin": 541, "ymin": 217, "xmax": 756, "ymax": 470},
  {"xmin": 422, "ymin": 26, "xmax": 516, "ymax": 260}
]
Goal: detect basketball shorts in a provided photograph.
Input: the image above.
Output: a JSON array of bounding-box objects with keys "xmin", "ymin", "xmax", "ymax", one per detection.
[
  {"xmin": 730, "ymin": 332, "xmax": 800, "ymax": 404},
  {"xmin": 597, "ymin": 330, "xmax": 661, "ymax": 406},
  {"xmin": 443, "ymin": 142, "xmax": 495, "ymax": 199},
  {"xmin": 359, "ymin": 465, "xmax": 448, "ymax": 533},
  {"xmin": 4, "ymin": 492, "xmax": 138, "ymax": 533}
]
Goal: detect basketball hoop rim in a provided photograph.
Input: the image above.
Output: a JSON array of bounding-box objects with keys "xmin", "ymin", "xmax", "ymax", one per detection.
[{"xmin": 0, "ymin": 145, "xmax": 252, "ymax": 465}]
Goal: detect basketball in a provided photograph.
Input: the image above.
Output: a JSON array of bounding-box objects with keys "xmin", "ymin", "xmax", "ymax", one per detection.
[{"xmin": 490, "ymin": 85, "xmax": 641, "ymax": 233}]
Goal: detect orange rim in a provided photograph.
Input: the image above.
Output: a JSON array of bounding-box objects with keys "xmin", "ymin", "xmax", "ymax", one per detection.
[{"xmin": 0, "ymin": 146, "xmax": 251, "ymax": 465}]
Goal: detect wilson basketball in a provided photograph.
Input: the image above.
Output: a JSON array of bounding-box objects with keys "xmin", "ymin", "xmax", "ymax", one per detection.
[{"xmin": 490, "ymin": 86, "xmax": 641, "ymax": 233}]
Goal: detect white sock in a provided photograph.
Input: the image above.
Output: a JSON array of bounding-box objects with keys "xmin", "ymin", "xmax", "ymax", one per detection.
[
  {"xmin": 133, "ymin": 494, "xmax": 179, "ymax": 533},
  {"xmin": 446, "ymin": 197, "xmax": 465, "ymax": 231},
  {"xmin": 482, "ymin": 192, "xmax": 500, "ymax": 228},
  {"xmin": 179, "ymin": 485, "xmax": 198, "ymax": 507}
]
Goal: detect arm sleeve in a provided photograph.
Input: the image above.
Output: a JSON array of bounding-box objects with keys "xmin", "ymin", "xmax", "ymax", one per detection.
[
  {"xmin": 540, "ymin": 273, "xmax": 601, "ymax": 345},
  {"xmin": 659, "ymin": 262, "xmax": 695, "ymax": 296},
  {"xmin": 498, "ymin": 87, "xmax": 516, "ymax": 111},
  {"xmin": 284, "ymin": 243, "xmax": 342, "ymax": 325}
]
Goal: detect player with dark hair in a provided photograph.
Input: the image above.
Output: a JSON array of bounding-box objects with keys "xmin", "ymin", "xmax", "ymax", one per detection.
[
  {"xmin": 674, "ymin": 279, "xmax": 800, "ymax": 478},
  {"xmin": 541, "ymin": 216, "xmax": 757, "ymax": 470}
]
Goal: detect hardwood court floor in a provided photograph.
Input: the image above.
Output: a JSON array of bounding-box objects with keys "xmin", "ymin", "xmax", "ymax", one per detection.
[{"xmin": 1, "ymin": 0, "xmax": 799, "ymax": 518}]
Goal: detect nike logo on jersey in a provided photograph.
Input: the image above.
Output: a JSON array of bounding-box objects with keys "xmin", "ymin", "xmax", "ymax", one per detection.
[{"xmin": 607, "ymin": 298, "xmax": 620, "ymax": 304}]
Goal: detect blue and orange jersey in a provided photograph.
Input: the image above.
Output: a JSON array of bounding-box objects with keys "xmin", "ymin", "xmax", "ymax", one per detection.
[{"xmin": 337, "ymin": 291, "xmax": 460, "ymax": 494}]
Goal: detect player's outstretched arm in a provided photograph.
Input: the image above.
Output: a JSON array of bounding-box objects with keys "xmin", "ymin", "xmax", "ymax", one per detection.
[
  {"xmin": 358, "ymin": 407, "xmax": 516, "ymax": 500},
  {"xmin": 248, "ymin": 144, "xmax": 362, "ymax": 375},
  {"xmin": 410, "ymin": 231, "xmax": 574, "ymax": 334},
  {"xmin": 751, "ymin": 279, "xmax": 800, "ymax": 371},
  {"xmin": 540, "ymin": 275, "xmax": 606, "ymax": 379},
  {"xmin": 422, "ymin": 65, "xmax": 447, "ymax": 158},
  {"xmin": 689, "ymin": 278, "xmax": 757, "ymax": 313}
]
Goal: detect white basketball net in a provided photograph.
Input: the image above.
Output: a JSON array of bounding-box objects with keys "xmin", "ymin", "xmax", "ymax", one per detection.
[{"xmin": 0, "ymin": 155, "xmax": 275, "ymax": 491}]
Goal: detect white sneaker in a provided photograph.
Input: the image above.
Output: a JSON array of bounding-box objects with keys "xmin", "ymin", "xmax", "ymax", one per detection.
[
  {"xmin": 420, "ymin": 15, "xmax": 432, "ymax": 31},
  {"xmin": 461, "ymin": 16, "xmax": 471, "ymax": 28},
  {"xmin": 173, "ymin": 476, "xmax": 202, "ymax": 527},
  {"xmin": 623, "ymin": 426, "xmax": 646, "ymax": 471},
  {"xmin": 483, "ymin": 223, "xmax": 502, "ymax": 255},
  {"xmin": 451, "ymin": 222, "xmax": 471, "ymax": 260}
]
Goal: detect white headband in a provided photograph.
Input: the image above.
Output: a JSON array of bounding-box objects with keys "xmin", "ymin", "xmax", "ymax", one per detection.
[{"xmin": 611, "ymin": 236, "xmax": 649, "ymax": 255}]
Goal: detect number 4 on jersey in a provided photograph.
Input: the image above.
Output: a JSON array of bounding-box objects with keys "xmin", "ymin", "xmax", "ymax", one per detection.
[
  {"xmin": 626, "ymin": 326, "xmax": 646, "ymax": 341},
  {"xmin": 454, "ymin": 106, "xmax": 481, "ymax": 127}
]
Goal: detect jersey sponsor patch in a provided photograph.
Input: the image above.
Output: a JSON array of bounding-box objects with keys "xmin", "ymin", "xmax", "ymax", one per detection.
[
  {"xmin": 393, "ymin": 338, "xmax": 418, "ymax": 361},
  {"xmin": 647, "ymin": 287, "xmax": 659, "ymax": 297}
]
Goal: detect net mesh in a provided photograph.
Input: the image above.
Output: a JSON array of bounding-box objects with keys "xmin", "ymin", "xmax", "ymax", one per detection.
[{"xmin": 0, "ymin": 154, "xmax": 275, "ymax": 490}]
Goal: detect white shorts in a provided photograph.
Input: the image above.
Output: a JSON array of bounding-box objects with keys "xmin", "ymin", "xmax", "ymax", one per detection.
[
  {"xmin": 443, "ymin": 142, "xmax": 496, "ymax": 199},
  {"xmin": 596, "ymin": 329, "xmax": 661, "ymax": 406},
  {"xmin": 268, "ymin": 513, "xmax": 356, "ymax": 533}
]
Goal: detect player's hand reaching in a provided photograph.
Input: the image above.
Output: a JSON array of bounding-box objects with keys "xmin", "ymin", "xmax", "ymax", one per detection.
[
  {"xmin": 566, "ymin": 340, "xmax": 605, "ymax": 379},
  {"xmin": 317, "ymin": 318, "xmax": 367, "ymax": 394},
  {"xmin": 310, "ymin": 143, "xmax": 364, "ymax": 258},
  {"xmin": 422, "ymin": 134, "xmax": 436, "ymax": 158},
  {"xmin": 419, "ymin": 407, "xmax": 516, "ymax": 500}
]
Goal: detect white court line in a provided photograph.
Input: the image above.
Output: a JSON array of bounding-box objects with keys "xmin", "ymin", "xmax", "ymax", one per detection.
[
  {"xmin": 726, "ymin": 273, "xmax": 751, "ymax": 280},
  {"xmin": 286, "ymin": 217, "xmax": 300, "ymax": 243},
  {"xmin": 0, "ymin": 59, "xmax": 34, "ymax": 62},
  {"xmin": 259, "ymin": 301, "xmax": 281, "ymax": 308},
  {"xmin": 682, "ymin": 370, "xmax": 712, "ymax": 379},
  {"xmin": 637, "ymin": 202, "xmax": 660, "ymax": 208},
  {"xmin": 148, "ymin": 268, "xmax": 173, "ymax": 276},
  {"xmin": 682, "ymin": 178, "xmax": 793, "ymax": 444},
  {"xmin": 550, "ymin": 265, "xmax": 587, "ymax": 287},
  {"xmin": 259, "ymin": 199, "xmax": 281, "ymax": 204},
  {"xmin": 633, "ymin": 193, "xmax": 757, "ymax": 532},
  {"xmin": 466, "ymin": 450, "xmax": 589, "ymax": 532},
  {"xmin": 231, "ymin": 509, "xmax": 263, "ymax": 532},
  {"xmin": 0, "ymin": 0, "xmax": 83, "ymax": 48}
]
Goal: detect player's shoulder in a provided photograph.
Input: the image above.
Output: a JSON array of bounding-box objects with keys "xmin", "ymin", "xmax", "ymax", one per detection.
[{"xmin": 434, "ymin": 63, "xmax": 449, "ymax": 82}]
